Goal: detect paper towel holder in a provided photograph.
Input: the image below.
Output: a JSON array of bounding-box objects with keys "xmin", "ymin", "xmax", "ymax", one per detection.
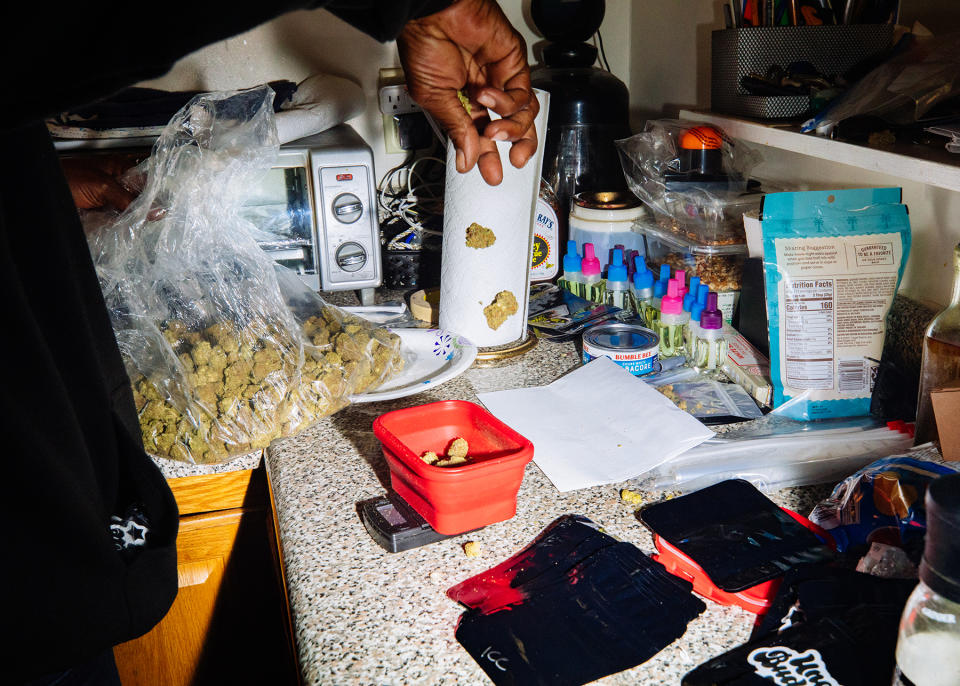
[
  {"xmin": 437, "ymin": 89, "xmax": 550, "ymax": 352},
  {"xmin": 474, "ymin": 329, "xmax": 539, "ymax": 366}
]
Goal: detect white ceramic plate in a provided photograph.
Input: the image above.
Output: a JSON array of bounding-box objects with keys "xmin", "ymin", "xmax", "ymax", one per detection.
[{"xmin": 350, "ymin": 328, "xmax": 477, "ymax": 403}]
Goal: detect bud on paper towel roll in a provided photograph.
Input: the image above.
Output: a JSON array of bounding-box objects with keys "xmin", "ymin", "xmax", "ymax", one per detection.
[{"xmin": 438, "ymin": 89, "xmax": 550, "ymax": 347}]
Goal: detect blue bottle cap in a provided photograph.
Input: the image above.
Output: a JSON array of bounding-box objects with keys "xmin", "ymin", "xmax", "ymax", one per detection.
[
  {"xmin": 659, "ymin": 264, "xmax": 671, "ymax": 283},
  {"xmin": 563, "ymin": 240, "xmax": 582, "ymax": 272},
  {"xmin": 689, "ymin": 276, "xmax": 701, "ymax": 298},
  {"xmin": 697, "ymin": 283, "xmax": 710, "ymax": 305},
  {"xmin": 691, "ymin": 301, "xmax": 705, "ymax": 322},
  {"xmin": 607, "ymin": 248, "xmax": 628, "ymax": 283},
  {"xmin": 634, "ymin": 266, "xmax": 655, "ymax": 290},
  {"xmin": 653, "ymin": 279, "xmax": 667, "ymax": 298},
  {"xmin": 683, "ymin": 292, "xmax": 695, "ymax": 312}
]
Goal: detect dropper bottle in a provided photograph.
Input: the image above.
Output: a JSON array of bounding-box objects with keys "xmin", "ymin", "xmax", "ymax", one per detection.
[
  {"xmin": 609, "ymin": 244, "xmax": 625, "ymax": 274},
  {"xmin": 683, "ymin": 276, "xmax": 701, "ymax": 313},
  {"xmin": 647, "ymin": 264, "xmax": 671, "ymax": 330},
  {"xmin": 686, "ymin": 283, "xmax": 710, "ymax": 354},
  {"xmin": 893, "ymin": 474, "xmax": 960, "ymax": 686},
  {"xmin": 631, "ymin": 257, "xmax": 655, "ymax": 326},
  {"xmin": 674, "ymin": 269, "xmax": 687, "ymax": 301},
  {"xmin": 658, "ymin": 264, "xmax": 671, "ymax": 288},
  {"xmin": 624, "ymin": 248, "xmax": 638, "ymax": 284},
  {"xmin": 693, "ymin": 292, "xmax": 728, "ymax": 373},
  {"xmin": 558, "ymin": 240, "xmax": 584, "ymax": 298},
  {"xmin": 697, "ymin": 282, "xmax": 709, "ymax": 305},
  {"xmin": 604, "ymin": 248, "xmax": 631, "ymax": 312},
  {"xmin": 657, "ymin": 280, "xmax": 688, "ymax": 358},
  {"xmin": 581, "ymin": 243, "xmax": 604, "ymax": 303},
  {"xmin": 648, "ymin": 279, "xmax": 665, "ymax": 330}
]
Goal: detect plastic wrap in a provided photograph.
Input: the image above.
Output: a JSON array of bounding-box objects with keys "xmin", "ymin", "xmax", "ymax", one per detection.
[
  {"xmin": 638, "ymin": 417, "xmax": 916, "ymax": 494},
  {"xmin": 712, "ymin": 413, "xmax": 884, "ymax": 441},
  {"xmin": 927, "ymin": 123, "xmax": 960, "ymax": 153},
  {"xmin": 641, "ymin": 364, "xmax": 697, "ymax": 386},
  {"xmin": 801, "ymin": 33, "xmax": 960, "ymax": 134},
  {"xmin": 653, "ymin": 378, "xmax": 763, "ymax": 420},
  {"xmin": 808, "ymin": 447, "xmax": 959, "ymax": 553},
  {"xmin": 88, "ymin": 87, "xmax": 405, "ymax": 464},
  {"xmin": 615, "ymin": 119, "xmax": 764, "ymax": 245},
  {"xmin": 635, "ymin": 218, "xmax": 748, "ymax": 324}
]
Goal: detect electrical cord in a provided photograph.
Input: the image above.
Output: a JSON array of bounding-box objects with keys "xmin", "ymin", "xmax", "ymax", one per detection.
[
  {"xmin": 595, "ymin": 30, "xmax": 612, "ymax": 72},
  {"xmin": 377, "ymin": 139, "xmax": 446, "ymax": 251},
  {"xmin": 377, "ymin": 150, "xmax": 415, "ymax": 216}
]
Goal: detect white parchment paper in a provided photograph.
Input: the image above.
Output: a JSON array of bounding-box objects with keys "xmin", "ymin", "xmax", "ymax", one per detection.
[{"xmin": 477, "ymin": 357, "xmax": 715, "ymax": 492}]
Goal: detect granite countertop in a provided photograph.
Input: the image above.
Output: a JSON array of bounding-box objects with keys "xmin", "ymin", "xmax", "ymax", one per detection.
[
  {"xmin": 153, "ymin": 450, "xmax": 263, "ymax": 479},
  {"xmin": 262, "ymin": 336, "xmax": 832, "ymax": 686},
  {"xmin": 141, "ymin": 261, "xmax": 933, "ymax": 684}
]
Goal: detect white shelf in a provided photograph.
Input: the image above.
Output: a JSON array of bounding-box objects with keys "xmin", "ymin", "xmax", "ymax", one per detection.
[{"xmin": 679, "ymin": 109, "xmax": 960, "ymax": 193}]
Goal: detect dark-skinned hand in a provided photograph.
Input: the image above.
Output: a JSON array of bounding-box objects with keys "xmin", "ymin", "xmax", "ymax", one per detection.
[
  {"xmin": 398, "ymin": 0, "xmax": 538, "ymax": 186},
  {"xmin": 60, "ymin": 155, "xmax": 140, "ymax": 211}
]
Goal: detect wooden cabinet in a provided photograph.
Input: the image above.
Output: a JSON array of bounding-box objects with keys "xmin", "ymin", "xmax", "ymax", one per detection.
[{"xmin": 113, "ymin": 463, "xmax": 300, "ymax": 685}]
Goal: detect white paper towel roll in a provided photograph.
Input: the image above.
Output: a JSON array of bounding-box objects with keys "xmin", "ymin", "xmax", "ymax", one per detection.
[{"xmin": 438, "ymin": 89, "xmax": 550, "ymax": 347}]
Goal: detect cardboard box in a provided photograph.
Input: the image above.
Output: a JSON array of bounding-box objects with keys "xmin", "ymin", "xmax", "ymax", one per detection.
[
  {"xmin": 722, "ymin": 323, "xmax": 773, "ymax": 407},
  {"xmin": 931, "ymin": 380, "xmax": 960, "ymax": 461}
]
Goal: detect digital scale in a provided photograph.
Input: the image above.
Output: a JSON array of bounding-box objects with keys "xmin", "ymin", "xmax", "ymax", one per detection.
[{"xmin": 358, "ymin": 491, "xmax": 472, "ymax": 553}]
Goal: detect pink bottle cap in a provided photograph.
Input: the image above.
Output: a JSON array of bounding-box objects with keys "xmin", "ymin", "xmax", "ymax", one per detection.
[
  {"xmin": 660, "ymin": 279, "xmax": 683, "ymax": 315},
  {"xmin": 582, "ymin": 243, "xmax": 601, "ymax": 277},
  {"xmin": 674, "ymin": 271, "xmax": 687, "ymax": 299}
]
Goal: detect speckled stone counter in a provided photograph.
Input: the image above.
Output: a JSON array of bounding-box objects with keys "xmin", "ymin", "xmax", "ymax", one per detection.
[
  {"xmin": 264, "ymin": 337, "xmax": 832, "ymax": 686},
  {"xmin": 151, "ymin": 450, "xmax": 263, "ymax": 479}
]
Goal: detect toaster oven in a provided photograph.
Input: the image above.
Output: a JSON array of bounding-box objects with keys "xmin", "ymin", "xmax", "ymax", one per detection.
[
  {"xmin": 241, "ymin": 124, "xmax": 381, "ymax": 292},
  {"xmin": 55, "ymin": 123, "xmax": 381, "ymax": 293}
]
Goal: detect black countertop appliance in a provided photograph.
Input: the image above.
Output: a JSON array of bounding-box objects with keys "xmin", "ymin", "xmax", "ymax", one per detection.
[{"xmin": 530, "ymin": 0, "xmax": 632, "ymax": 215}]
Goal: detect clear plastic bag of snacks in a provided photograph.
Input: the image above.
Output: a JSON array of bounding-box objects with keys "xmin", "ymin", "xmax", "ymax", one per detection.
[
  {"xmin": 88, "ymin": 86, "xmax": 404, "ymax": 464},
  {"xmin": 615, "ymin": 118, "xmax": 765, "ymax": 245},
  {"xmin": 653, "ymin": 378, "xmax": 763, "ymax": 420}
]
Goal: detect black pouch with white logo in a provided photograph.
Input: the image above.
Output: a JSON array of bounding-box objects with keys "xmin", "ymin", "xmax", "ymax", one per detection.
[
  {"xmin": 751, "ymin": 562, "xmax": 916, "ymax": 640},
  {"xmin": 682, "ymin": 603, "xmax": 903, "ymax": 686}
]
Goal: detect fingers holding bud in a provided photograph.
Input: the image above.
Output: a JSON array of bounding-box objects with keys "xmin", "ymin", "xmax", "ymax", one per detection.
[{"xmin": 397, "ymin": 0, "xmax": 539, "ymax": 186}]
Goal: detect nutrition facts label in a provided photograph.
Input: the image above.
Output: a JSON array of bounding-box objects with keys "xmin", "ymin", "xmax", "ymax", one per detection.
[
  {"xmin": 769, "ymin": 223, "xmax": 905, "ymax": 413},
  {"xmin": 783, "ymin": 279, "xmax": 834, "ymax": 390}
]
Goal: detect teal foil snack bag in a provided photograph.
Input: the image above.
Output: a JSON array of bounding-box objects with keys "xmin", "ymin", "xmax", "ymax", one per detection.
[{"xmin": 760, "ymin": 189, "xmax": 911, "ymax": 420}]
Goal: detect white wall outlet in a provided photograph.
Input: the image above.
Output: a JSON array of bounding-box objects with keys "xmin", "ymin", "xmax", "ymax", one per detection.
[
  {"xmin": 378, "ymin": 84, "xmax": 422, "ymax": 116},
  {"xmin": 378, "ymin": 68, "xmax": 423, "ymax": 155}
]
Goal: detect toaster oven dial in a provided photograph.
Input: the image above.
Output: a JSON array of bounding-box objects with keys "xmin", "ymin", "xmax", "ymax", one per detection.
[
  {"xmin": 335, "ymin": 242, "xmax": 367, "ymax": 272},
  {"xmin": 332, "ymin": 193, "xmax": 363, "ymax": 224}
]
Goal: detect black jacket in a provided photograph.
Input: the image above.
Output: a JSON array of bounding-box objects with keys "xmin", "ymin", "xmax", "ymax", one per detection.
[{"xmin": 0, "ymin": 1, "xmax": 450, "ymax": 681}]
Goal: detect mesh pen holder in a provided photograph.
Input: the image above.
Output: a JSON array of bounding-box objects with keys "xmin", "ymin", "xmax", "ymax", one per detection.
[{"xmin": 711, "ymin": 24, "xmax": 894, "ymax": 120}]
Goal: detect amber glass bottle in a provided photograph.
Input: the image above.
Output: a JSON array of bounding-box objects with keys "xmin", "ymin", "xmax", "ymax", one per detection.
[{"xmin": 915, "ymin": 242, "xmax": 960, "ymax": 446}]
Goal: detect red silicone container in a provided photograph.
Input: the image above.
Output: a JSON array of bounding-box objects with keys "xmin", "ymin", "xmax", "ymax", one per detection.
[{"xmin": 372, "ymin": 400, "xmax": 534, "ymax": 535}]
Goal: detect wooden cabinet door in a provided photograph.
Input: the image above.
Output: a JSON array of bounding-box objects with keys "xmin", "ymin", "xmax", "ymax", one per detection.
[{"xmin": 114, "ymin": 468, "xmax": 299, "ymax": 686}]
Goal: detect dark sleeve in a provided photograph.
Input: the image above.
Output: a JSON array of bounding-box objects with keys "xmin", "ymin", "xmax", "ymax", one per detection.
[
  {"xmin": 3, "ymin": 3, "xmax": 317, "ymax": 130},
  {"xmin": 3, "ymin": 0, "xmax": 450, "ymax": 131},
  {"xmin": 2, "ymin": 121, "xmax": 181, "ymax": 681},
  {"xmin": 324, "ymin": 0, "xmax": 456, "ymax": 42}
]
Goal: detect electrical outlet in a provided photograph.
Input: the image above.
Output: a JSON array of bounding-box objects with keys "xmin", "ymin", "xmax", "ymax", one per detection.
[
  {"xmin": 379, "ymin": 87, "xmax": 422, "ymax": 154},
  {"xmin": 378, "ymin": 85, "xmax": 421, "ymax": 117},
  {"xmin": 378, "ymin": 68, "xmax": 422, "ymax": 154}
]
